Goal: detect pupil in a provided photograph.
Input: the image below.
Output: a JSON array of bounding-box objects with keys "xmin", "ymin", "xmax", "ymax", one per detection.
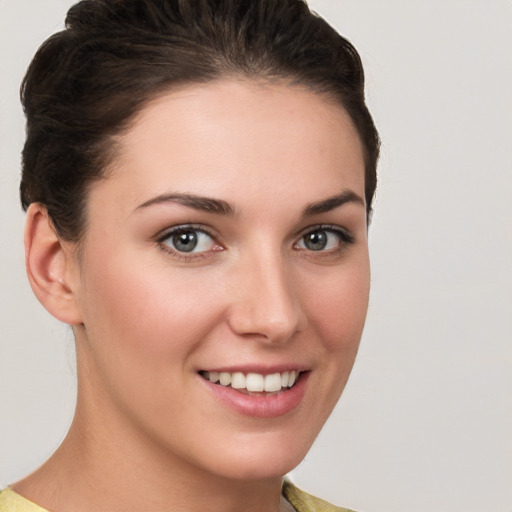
[
  {"xmin": 173, "ymin": 231, "xmax": 197, "ymax": 252},
  {"xmin": 306, "ymin": 231, "xmax": 327, "ymax": 251}
]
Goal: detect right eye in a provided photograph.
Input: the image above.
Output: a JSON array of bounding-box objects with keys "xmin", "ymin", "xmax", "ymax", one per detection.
[{"xmin": 158, "ymin": 226, "xmax": 219, "ymax": 254}]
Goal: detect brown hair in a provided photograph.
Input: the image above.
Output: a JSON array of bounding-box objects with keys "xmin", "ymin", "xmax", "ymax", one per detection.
[{"xmin": 20, "ymin": 0, "xmax": 380, "ymax": 241}]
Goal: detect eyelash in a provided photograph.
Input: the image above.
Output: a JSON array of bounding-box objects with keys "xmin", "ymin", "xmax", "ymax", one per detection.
[
  {"xmin": 294, "ymin": 224, "xmax": 355, "ymax": 257},
  {"xmin": 156, "ymin": 224, "xmax": 221, "ymax": 261},
  {"xmin": 155, "ymin": 223, "xmax": 354, "ymax": 261}
]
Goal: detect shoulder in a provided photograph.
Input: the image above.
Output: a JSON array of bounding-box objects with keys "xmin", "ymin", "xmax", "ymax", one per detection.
[
  {"xmin": 282, "ymin": 480, "xmax": 357, "ymax": 512},
  {"xmin": 0, "ymin": 489, "xmax": 49, "ymax": 512}
]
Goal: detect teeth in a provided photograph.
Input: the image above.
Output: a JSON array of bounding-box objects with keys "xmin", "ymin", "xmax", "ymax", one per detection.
[
  {"xmin": 264, "ymin": 373, "xmax": 282, "ymax": 392},
  {"xmin": 219, "ymin": 372, "xmax": 231, "ymax": 386},
  {"xmin": 246, "ymin": 373, "xmax": 264, "ymax": 392},
  {"xmin": 231, "ymin": 372, "xmax": 246, "ymax": 389},
  {"xmin": 203, "ymin": 370, "xmax": 300, "ymax": 392},
  {"xmin": 208, "ymin": 371, "xmax": 220, "ymax": 383}
]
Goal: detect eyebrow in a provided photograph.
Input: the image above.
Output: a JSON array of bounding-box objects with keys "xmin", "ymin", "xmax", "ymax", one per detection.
[
  {"xmin": 134, "ymin": 193, "xmax": 235, "ymax": 216},
  {"xmin": 134, "ymin": 189, "xmax": 364, "ymax": 217},
  {"xmin": 302, "ymin": 190, "xmax": 365, "ymax": 216}
]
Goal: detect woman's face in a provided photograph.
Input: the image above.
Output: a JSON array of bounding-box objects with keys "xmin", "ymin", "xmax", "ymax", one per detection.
[{"xmin": 70, "ymin": 80, "xmax": 370, "ymax": 481}]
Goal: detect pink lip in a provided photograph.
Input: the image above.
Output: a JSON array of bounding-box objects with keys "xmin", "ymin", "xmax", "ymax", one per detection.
[{"xmin": 199, "ymin": 371, "xmax": 310, "ymax": 418}]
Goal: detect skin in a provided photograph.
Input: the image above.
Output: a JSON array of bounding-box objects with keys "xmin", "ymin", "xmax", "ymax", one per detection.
[{"xmin": 18, "ymin": 80, "xmax": 370, "ymax": 512}]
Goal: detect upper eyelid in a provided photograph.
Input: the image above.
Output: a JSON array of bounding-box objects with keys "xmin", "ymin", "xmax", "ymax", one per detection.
[
  {"xmin": 296, "ymin": 223, "xmax": 353, "ymax": 239},
  {"xmin": 156, "ymin": 223, "xmax": 217, "ymax": 242}
]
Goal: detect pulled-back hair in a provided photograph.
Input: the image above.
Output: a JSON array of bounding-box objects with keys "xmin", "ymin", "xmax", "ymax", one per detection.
[{"xmin": 20, "ymin": 0, "xmax": 380, "ymax": 241}]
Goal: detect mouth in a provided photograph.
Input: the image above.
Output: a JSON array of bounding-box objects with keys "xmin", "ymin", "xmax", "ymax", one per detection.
[
  {"xmin": 198, "ymin": 368, "xmax": 310, "ymax": 418},
  {"xmin": 199, "ymin": 370, "xmax": 302, "ymax": 395}
]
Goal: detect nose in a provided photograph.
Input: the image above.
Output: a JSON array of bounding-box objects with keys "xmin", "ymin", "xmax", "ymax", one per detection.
[{"xmin": 226, "ymin": 252, "xmax": 306, "ymax": 344}]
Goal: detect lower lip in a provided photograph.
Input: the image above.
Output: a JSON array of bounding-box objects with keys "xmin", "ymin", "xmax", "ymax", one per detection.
[{"xmin": 200, "ymin": 372, "xmax": 310, "ymax": 418}]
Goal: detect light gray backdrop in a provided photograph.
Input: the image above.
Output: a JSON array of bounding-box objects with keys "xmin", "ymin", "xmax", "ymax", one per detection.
[{"xmin": 1, "ymin": 1, "xmax": 511, "ymax": 511}]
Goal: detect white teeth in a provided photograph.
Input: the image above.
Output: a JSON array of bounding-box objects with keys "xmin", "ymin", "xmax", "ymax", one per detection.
[
  {"xmin": 264, "ymin": 373, "xmax": 282, "ymax": 392},
  {"xmin": 246, "ymin": 373, "xmax": 264, "ymax": 392},
  {"xmin": 219, "ymin": 372, "xmax": 231, "ymax": 386},
  {"xmin": 204, "ymin": 370, "xmax": 301, "ymax": 392},
  {"xmin": 231, "ymin": 372, "xmax": 246, "ymax": 389}
]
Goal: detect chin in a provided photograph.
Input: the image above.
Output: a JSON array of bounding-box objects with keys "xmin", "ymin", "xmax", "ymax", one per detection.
[
  {"xmin": 198, "ymin": 431, "xmax": 314, "ymax": 482},
  {"xmin": 211, "ymin": 456, "xmax": 301, "ymax": 482}
]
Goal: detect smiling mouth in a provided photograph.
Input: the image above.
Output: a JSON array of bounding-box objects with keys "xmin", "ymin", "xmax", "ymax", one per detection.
[{"xmin": 199, "ymin": 370, "xmax": 302, "ymax": 395}]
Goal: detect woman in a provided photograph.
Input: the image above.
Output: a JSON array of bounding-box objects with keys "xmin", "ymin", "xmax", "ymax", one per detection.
[{"xmin": 0, "ymin": 1, "xmax": 379, "ymax": 511}]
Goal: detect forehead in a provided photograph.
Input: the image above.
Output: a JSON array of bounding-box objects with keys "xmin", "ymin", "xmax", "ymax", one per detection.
[{"xmin": 93, "ymin": 79, "xmax": 365, "ymax": 215}]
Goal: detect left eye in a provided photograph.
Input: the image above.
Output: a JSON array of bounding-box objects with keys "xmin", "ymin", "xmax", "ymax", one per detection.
[
  {"xmin": 297, "ymin": 229, "xmax": 347, "ymax": 252},
  {"xmin": 161, "ymin": 228, "xmax": 216, "ymax": 253}
]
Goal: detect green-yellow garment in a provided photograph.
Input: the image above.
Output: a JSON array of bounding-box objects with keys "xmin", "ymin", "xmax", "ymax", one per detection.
[
  {"xmin": 0, "ymin": 489, "xmax": 47, "ymax": 512},
  {"xmin": 282, "ymin": 480, "xmax": 355, "ymax": 512},
  {"xmin": 0, "ymin": 481, "xmax": 355, "ymax": 512}
]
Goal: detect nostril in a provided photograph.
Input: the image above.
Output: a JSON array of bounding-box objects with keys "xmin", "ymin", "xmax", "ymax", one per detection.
[{"xmin": 227, "ymin": 306, "xmax": 304, "ymax": 344}]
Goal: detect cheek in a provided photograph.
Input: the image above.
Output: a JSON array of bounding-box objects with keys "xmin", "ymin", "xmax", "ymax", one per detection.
[
  {"xmin": 303, "ymin": 259, "xmax": 370, "ymax": 355},
  {"xmin": 291, "ymin": 257, "xmax": 370, "ymax": 431},
  {"xmin": 75, "ymin": 249, "xmax": 228, "ymax": 424},
  {"xmin": 77, "ymin": 245, "xmax": 223, "ymax": 362}
]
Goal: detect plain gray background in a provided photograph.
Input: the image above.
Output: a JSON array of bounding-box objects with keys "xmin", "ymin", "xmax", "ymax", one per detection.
[{"xmin": 1, "ymin": 1, "xmax": 511, "ymax": 511}]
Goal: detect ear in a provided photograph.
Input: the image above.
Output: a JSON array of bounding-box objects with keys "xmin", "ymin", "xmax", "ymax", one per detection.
[{"xmin": 24, "ymin": 203, "xmax": 83, "ymax": 325}]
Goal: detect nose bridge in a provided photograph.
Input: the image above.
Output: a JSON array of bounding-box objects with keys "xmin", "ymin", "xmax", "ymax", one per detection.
[{"xmin": 228, "ymin": 245, "xmax": 304, "ymax": 342}]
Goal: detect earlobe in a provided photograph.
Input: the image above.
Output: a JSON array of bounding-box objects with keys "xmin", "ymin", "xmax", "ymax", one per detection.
[{"xmin": 24, "ymin": 203, "xmax": 83, "ymax": 325}]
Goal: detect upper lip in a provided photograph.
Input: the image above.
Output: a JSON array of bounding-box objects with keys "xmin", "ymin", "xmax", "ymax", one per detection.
[{"xmin": 198, "ymin": 364, "xmax": 310, "ymax": 375}]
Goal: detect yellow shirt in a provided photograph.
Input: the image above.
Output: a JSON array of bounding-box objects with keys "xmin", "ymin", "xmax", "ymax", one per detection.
[
  {"xmin": 0, "ymin": 489, "xmax": 47, "ymax": 512},
  {"xmin": 0, "ymin": 481, "xmax": 355, "ymax": 512},
  {"xmin": 282, "ymin": 480, "xmax": 355, "ymax": 512}
]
